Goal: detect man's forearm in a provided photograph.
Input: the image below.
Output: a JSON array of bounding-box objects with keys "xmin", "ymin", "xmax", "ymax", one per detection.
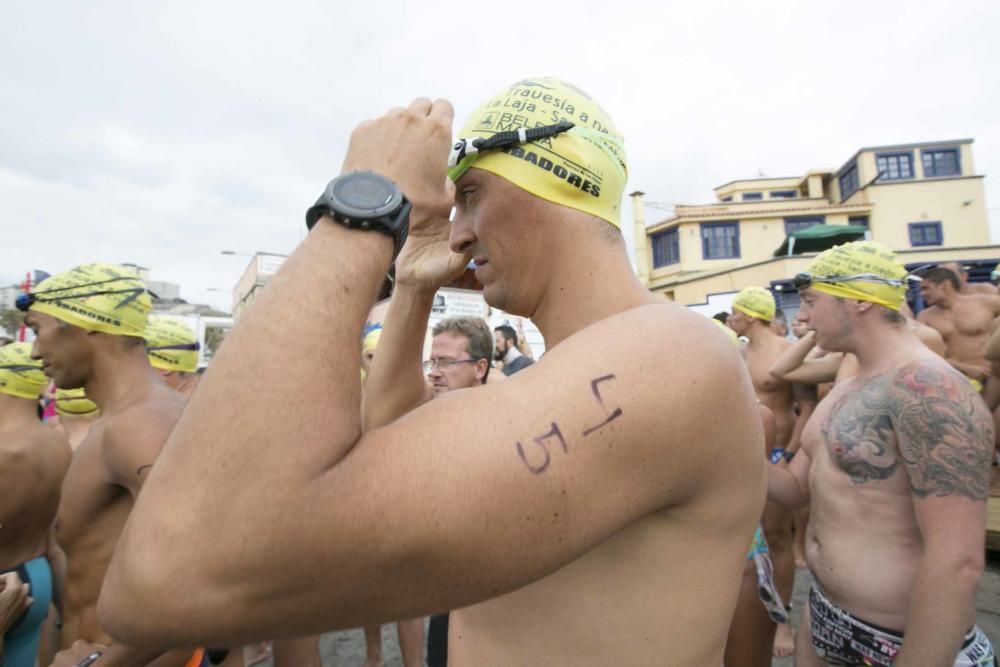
[
  {"xmin": 894, "ymin": 562, "xmax": 979, "ymax": 666},
  {"xmin": 174, "ymin": 221, "xmax": 391, "ymax": 473},
  {"xmin": 769, "ymin": 332, "xmax": 816, "ymax": 379},
  {"xmin": 362, "ymin": 284, "xmax": 436, "ymax": 430}
]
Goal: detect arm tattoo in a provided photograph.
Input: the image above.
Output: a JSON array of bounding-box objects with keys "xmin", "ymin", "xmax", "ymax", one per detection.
[{"xmin": 892, "ymin": 365, "xmax": 993, "ymax": 499}]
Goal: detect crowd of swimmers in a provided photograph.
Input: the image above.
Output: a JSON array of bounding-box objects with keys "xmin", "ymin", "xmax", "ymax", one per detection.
[{"xmin": 2, "ymin": 76, "xmax": 999, "ymax": 666}]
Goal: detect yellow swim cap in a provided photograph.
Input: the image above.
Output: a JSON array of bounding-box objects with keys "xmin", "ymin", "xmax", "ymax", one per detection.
[
  {"xmin": 711, "ymin": 318, "xmax": 741, "ymax": 349},
  {"xmin": 449, "ymin": 77, "xmax": 628, "ymax": 228},
  {"xmin": 54, "ymin": 387, "xmax": 99, "ymax": 417},
  {"xmin": 146, "ymin": 315, "xmax": 200, "ymax": 373},
  {"xmin": 0, "ymin": 342, "xmax": 47, "ymax": 400},
  {"xmin": 28, "ymin": 263, "xmax": 151, "ymax": 338},
  {"xmin": 804, "ymin": 241, "xmax": 908, "ymax": 311},
  {"xmin": 732, "ymin": 287, "xmax": 776, "ymax": 322}
]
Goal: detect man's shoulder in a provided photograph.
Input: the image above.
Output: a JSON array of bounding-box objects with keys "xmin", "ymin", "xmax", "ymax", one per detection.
[
  {"xmin": 555, "ymin": 303, "xmax": 751, "ymax": 404},
  {"xmin": 917, "ymin": 305, "xmax": 945, "ymax": 320},
  {"xmin": 884, "ymin": 355, "xmax": 982, "ymax": 407},
  {"xmin": 0, "ymin": 423, "xmax": 70, "ymax": 475},
  {"xmin": 965, "ymin": 292, "xmax": 1000, "ymax": 308},
  {"xmin": 103, "ymin": 394, "xmax": 184, "ymax": 446}
]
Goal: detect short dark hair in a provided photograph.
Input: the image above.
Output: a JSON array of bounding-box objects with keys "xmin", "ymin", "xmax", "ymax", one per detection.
[
  {"xmin": 772, "ymin": 308, "xmax": 787, "ymax": 325},
  {"xmin": 494, "ymin": 324, "xmax": 517, "ymax": 346},
  {"xmin": 712, "ymin": 312, "xmax": 729, "ymax": 324},
  {"xmin": 922, "ymin": 267, "xmax": 961, "ymax": 291}
]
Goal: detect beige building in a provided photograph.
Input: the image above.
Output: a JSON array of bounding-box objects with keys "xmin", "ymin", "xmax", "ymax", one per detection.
[
  {"xmin": 231, "ymin": 252, "xmax": 289, "ymax": 320},
  {"xmin": 634, "ymin": 139, "xmax": 995, "ymax": 310}
]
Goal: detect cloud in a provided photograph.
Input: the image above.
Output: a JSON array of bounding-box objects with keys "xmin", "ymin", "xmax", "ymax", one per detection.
[{"xmin": 1, "ymin": 0, "xmax": 999, "ymax": 310}]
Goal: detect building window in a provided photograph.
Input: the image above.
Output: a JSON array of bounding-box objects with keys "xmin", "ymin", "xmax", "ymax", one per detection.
[
  {"xmin": 848, "ymin": 215, "xmax": 869, "ymax": 228},
  {"xmin": 922, "ymin": 148, "xmax": 960, "ymax": 177},
  {"xmin": 720, "ymin": 196, "xmax": 733, "ymax": 202},
  {"xmin": 909, "ymin": 222, "xmax": 943, "ymax": 247},
  {"xmin": 770, "ymin": 190, "xmax": 798, "ymax": 198},
  {"xmin": 701, "ymin": 222, "xmax": 740, "ymax": 260},
  {"xmin": 875, "ymin": 152, "xmax": 914, "ymax": 181},
  {"xmin": 651, "ymin": 228, "xmax": 681, "ymax": 267},
  {"xmin": 743, "ymin": 192, "xmax": 763, "ymax": 201},
  {"xmin": 784, "ymin": 216, "xmax": 825, "ymax": 235},
  {"xmin": 839, "ymin": 163, "xmax": 859, "ymax": 201}
]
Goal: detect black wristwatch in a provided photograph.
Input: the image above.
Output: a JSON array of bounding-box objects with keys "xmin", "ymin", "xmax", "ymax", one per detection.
[{"xmin": 305, "ymin": 171, "xmax": 411, "ymax": 259}]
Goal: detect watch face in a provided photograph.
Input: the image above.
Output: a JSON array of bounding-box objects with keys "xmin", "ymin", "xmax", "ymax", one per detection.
[{"xmin": 331, "ymin": 172, "xmax": 402, "ymax": 218}]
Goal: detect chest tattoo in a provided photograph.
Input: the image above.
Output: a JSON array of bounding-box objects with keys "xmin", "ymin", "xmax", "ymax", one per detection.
[{"xmin": 822, "ymin": 376, "xmax": 899, "ymax": 484}]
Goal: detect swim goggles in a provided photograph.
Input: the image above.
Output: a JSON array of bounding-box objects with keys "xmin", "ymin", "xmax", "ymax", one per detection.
[
  {"xmin": 447, "ymin": 120, "xmax": 575, "ymax": 181},
  {"xmin": 792, "ymin": 272, "xmax": 911, "ymax": 291},
  {"xmin": 16, "ymin": 277, "xmax": 149, "ymax": 312},
  {"xmin": 147, "ymin": 342, "xmax": 202, "ymax": 352}
]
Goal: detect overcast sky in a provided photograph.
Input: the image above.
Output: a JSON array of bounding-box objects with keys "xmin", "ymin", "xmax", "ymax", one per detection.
[{"xmin": 2, "ymin": 0, "xmax": 999, "ymax": 311}]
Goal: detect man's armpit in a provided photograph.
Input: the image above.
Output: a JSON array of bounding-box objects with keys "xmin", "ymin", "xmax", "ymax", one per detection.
[{"xmin": 893, "ymin": 365, "xmax": 994, "ymax": 499}]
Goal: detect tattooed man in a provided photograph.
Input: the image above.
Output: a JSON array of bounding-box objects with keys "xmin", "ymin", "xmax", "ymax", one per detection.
[
  {"xmin": 768, "ymin": 242, "xmax": 996, "ymax": 666},
  {"xmin": 103, "ymin": 82, "xmax": 767, "ymax": 665}
]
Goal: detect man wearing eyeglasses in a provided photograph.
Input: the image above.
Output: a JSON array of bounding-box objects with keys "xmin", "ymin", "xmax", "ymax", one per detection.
[
  {"xmin": 103, "ymin": 82, "xmax": 766, "ymax": 666},
  {"xmin": 769, "ymin": 242, "xmax": 995, "ymax": 666},
  {"xmin": 426, "ymin": 318, "xmax": 493, "ymax": 395}
]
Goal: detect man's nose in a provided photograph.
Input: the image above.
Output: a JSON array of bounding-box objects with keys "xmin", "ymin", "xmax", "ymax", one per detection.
[{"xmin": 449, "ymin": 211, "xmax": 476, "ymax": 255}]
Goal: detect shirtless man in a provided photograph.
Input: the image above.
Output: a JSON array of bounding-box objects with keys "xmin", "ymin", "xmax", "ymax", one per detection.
[
  {"xmin": 918, "ymin": 266, "xmax": 1000, "ymax": 386},
  {"xmin": 0, "ymin": 343, "xmax": 70, "ymax": 667},
  {"xmin": 726, "ymin": 286, "xmax": 798, "ymax": 656},
  {"xmin": 18, "ymin": 263, "xmax": 199, "ymax": 667},
  {"xmin": 102, "ymin": 80, "xmax": 766, "ymax": 665},
  {"xmin": 940, "ymin": 261, "xmax": 998, "ymax": 296},
  {"xmin": 769, "ymin": 241, "xmax": 995, "ymax": 665}
]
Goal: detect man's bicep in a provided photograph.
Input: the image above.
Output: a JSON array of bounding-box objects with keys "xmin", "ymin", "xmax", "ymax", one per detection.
[
  {"xmin": 314, "ymin": 327, "xmax": 716, "ymax": 617},
  {"xmin": 893, "ymin": 364, "xmax": 993, "ymax": 500}
]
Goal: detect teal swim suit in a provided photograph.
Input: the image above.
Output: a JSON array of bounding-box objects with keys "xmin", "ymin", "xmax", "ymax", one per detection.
[{"xmin": 2, "ymin": 556, "xmax": 53, "ymax": 667}]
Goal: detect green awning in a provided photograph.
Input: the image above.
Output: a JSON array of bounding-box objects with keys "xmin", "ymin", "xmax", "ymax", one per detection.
[{"xmin": 773, "ymin": 224, "xmax": 869, "ymax": 256}]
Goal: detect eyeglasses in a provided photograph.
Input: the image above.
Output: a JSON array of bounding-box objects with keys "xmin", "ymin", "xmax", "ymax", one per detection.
[
  {"xmin": 792, "ymin": 272, "xmax": 909, "ymax": 291},
  {"xmin": 422, "ymin": 358, "xmax": 479, "ymax": 373}
]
